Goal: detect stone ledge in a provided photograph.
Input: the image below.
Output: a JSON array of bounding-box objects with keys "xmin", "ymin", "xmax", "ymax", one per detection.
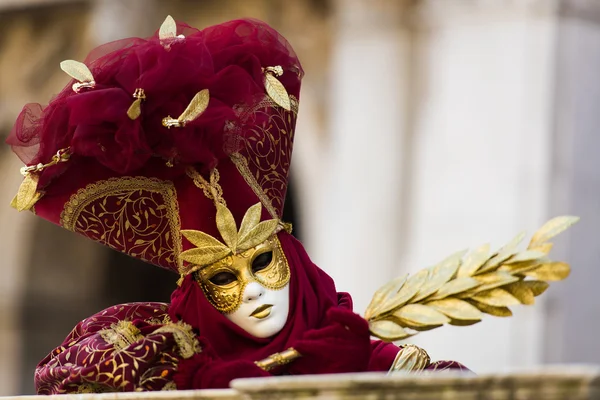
[
  {"xmin": 1, "ymin": 390, "xmax": 238, "ymax": 400},
  {"xmin": 233, "ymin": 366, "xmax": 600, "ymax": 399},
  {"xmin": 3, "ymin": 366, "xmax": 600, "ymax": 400}
]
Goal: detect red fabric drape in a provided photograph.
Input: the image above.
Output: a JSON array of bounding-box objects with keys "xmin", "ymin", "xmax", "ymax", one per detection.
[{"xmin": 170, "ymin": 231, "xmax": 344, "ymax": 361}]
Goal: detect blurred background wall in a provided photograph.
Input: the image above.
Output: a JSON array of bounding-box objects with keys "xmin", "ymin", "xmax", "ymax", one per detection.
[{"xmin": 0, "ymin": 0, "xmax": 598, "ymax": 395}]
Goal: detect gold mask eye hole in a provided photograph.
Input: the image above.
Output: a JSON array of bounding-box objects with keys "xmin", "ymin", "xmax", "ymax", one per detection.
[
  {"xmin": 252, "ymin": 251, "xmax": 274, "ymax": 273},
  {"xmin": 208, "ymin": 271, "xmax": 237, "ymax": 286}
]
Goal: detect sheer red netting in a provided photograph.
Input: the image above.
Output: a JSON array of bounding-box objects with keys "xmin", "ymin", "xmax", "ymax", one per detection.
[{"xmin": 7, "ymin": 19, "xmax": 303, "ymax": 185}]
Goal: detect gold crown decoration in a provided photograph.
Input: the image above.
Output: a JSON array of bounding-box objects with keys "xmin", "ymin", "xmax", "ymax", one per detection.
[
  {"xmin": 365, "ymin": 215, "xmax": 579, "ymax": 341},
  {"xmin": 179, "ymin": 202, "xmax": 280, "ymax": 277}
]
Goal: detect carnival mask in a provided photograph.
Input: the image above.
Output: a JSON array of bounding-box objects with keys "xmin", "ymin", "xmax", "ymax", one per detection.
[{"xmin": 195, "ymin": 236, "xmax": 291, "ymax": 338}]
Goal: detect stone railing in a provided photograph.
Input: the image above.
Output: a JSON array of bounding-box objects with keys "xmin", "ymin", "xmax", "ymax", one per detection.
[{"xmin": 3, "ymin": 366, "xmax": 600, "ymax": 400}]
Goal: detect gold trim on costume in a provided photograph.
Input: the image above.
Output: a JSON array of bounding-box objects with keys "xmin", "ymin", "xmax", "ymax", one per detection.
[
  {"xmin": 229, "ymin": 95, "xmax": 299, "ymax": 220},
  {"xmin": 154, "ymin": 321, "xmax": 202, "ymax": 359},
  {"xmin": 99, "ymin": 321, "xmax": 144, "ymax": 352},
  {"xmin": 230, "ymin": 152, "xmax": 279, "ymax": 219},
  {"xmin": 255, "ymin": 348, "xmax": 300, "ymax": 371},
  {"xmin": 60, "ymin": 176, "xmax": 182, "ymax": 271},
  {"xmin": 388, "ymin": 344, "xmax": 431, "ymax": 373},
  {"xmin": 185, "ymin": 167, "xmax": 226, "ymax": 206}
]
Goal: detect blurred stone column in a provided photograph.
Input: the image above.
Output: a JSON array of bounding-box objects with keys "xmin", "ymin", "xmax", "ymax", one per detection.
[
  {"xmin": 0, "ymin": 156, "xmax": 40, "ymax": 395},
  {"xmin": 312, "ymin": 0, "xmax": 412, "ymax": 314},
  {"xmin": 404, "ymin": 0, "xmax": 561, "ymax": 373},
  {"xmin": 543, "ymin": 0, "xmax": 600, "ymax": 365},
  {"xmin": 90, "ymin": 0, "xmax": 159, "ymax": 44}
]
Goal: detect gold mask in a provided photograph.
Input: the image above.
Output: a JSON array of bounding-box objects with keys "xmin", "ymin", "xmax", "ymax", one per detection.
[{"xmin": 194, "ymin": 235, "xmax": 290, "ymax": 314}]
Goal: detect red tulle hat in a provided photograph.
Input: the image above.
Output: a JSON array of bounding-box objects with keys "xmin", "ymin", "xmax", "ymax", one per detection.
[{"xmin": 7, "ymin": 16, "xmax": 303, "ymax": 275}]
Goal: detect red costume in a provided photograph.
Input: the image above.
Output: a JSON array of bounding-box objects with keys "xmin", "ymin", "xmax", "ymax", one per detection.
[{"xmin": 8, "ymin": 17, "xmax": 468, "ymax": 394}]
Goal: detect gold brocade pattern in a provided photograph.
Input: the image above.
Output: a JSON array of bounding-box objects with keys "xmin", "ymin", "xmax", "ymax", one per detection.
[
  {"xmin": 99, "ymin": 321, "xmax": 144, "ymax": 352},
  {"xmin": 231, "ymin": 152, "xmax": 278, "ymax": 219},
  {"xmin": 154, "ymin": 321, "xmax": 202, "ymax": 359},
  {"xmin": 75, "ymin": 383, "xmax": 116, "ymax": 394},
  {"xmin": 230, "ymin": 95, "xmax": 299, "ymax": 219},
  {"xmin": 60, "ymin": 177, "xmax": 182, "ymax": 271},
  {"xmin": 35, "ymin": 303, "xmax": 202, "ymax": 394}
]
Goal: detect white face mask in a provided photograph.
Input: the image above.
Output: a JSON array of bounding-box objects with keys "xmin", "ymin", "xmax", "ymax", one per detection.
[
  {"xmin": 195, "ymin": 236, "xmax": 292, "ymax": 338},
  {"xmin": 225, "ymin": 281, "xmax": 290, "ymax": 338}
]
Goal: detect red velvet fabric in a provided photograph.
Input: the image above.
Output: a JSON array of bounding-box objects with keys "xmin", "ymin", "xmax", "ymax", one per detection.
[
  {"xmin": 8, "ymin": 19, "xmax": 301, "ymax": 178},
  {"xmin": 287, "ymin": 307, "xmax": 372, "ymax": 375},
  {"xmin": 173, "ymin": 341, "xmax": 271, "ymax": 389},
  {"xmin": 35, "ymin": 303, "xmax": 182, "ymax": 393},
  {"xmin": 6, "ymin": 18, "xmax": 302, "ymax": 273},
  {"xmin": 170, "ymin": 232, "xmax": 411, "ymax": 389},
  {"xmin": 169, "ymin": 232, "xmax": 341, "ymax": 363}
]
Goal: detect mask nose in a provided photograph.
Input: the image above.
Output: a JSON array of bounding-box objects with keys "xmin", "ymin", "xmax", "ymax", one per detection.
[{"xmin": 243, "ymin": 282, "xmax": 265, "ymax": 303}]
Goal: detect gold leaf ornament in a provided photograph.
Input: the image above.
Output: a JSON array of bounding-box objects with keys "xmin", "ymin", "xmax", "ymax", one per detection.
[
  {"xmin": 127, "ymin": 88, "xmax": 146, "ymax": 120},
  {"xmin": 528, "ymin": 216, "xmax": 579, "ymax": 249},
  {"xmin": 263, "ymin": 66, "xmax": 291, "ymax": 111},
  {"xmin": 178, "ymin": 202, "xmax": 280, "ymax": 275},
  {"xmin": 426, "ymin": 298, "xmax": 482, "ymax": 322},
  {"xmin": 392, "ymin": 304, "xmax": 449, "ymax": 330},
  {"xmin": 413, "ymin": 250, "xmax": 466, "ymax": 302},
  {"xmin": 60, "ymin": 60, "xmax": 95, "ymax": 92},
  {"xmin": 365, "ymin": 275, "xmax": 408, "ymax": 320},
  {"xmin": 159, "ymin": 15, "xmax": 177, "ymax": 40},
  {"xmin": 471, "ymin": 288, "xmax": 520, "ymax": 307},
  {"xmin": 504, "ymin": 281, "xmax": 535, "ymax": 305},
  {"xmin": 369, "ymin": 320, "xmax": 413, "ymax": 341},
  {"xmin": 11, "ymin": 173, "xmax": 41, "ymax": 211},
  {"xmin": 179, "ymin": 230, "xmax": 230, "ymax": 267},
  {"xmin": 366, "ymin": 216, "xmax": 579, "ymax": 342},
  {"xmin": 10, "ymin": 148, "xmax": 71, "ymax": 212},
  {"xmin": 162, "ymin": 89, "xmax": 210, "ymax": 128},
  {"xmin": 523, "ymin": 261, "xmax": 571, "ymax": 281},
  {"xmin": 237, "ymin": 219, "xmax": 279, "ymax": 251},
  {"xmin": 216, "ymin": 203, "xmax": 239, "ymax": 251},
  {"xmin": 159, "ymin": 15, "xmax": 185, "ymax": 47},
  {"xmin": 237, "ymin": 202, "xmax": 263, "ymax": 241}
]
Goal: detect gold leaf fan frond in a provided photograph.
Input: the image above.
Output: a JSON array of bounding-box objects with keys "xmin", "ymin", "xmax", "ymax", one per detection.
[
  {"xmin": 179, "ymin": 203, "xmax": 279, "ymax": 274},
  {"xmin": 366, "ymin": 216, "xmax": 579, "ymax": 342}
]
